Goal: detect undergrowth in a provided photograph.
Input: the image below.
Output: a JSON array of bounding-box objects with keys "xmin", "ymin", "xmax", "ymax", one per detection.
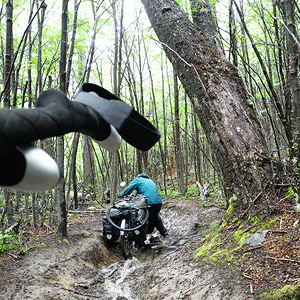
[
  {"xmin": 0, "ymin": 232, "xmax": 21, "ymax": 253},
  {"xmin": 193, "ymin": 190, "xmax": 300, "ymax": 300}
]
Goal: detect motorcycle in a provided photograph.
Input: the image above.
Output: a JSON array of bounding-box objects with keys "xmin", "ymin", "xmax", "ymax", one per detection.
[{"xmin": 103, "ymin": 193, "xmax": 149, "ymax": 259}]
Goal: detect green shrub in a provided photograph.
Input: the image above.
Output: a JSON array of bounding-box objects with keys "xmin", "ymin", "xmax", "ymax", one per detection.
[{"xmin": 0, "ymin": 233, "xmax": 20, "ymax": 253}]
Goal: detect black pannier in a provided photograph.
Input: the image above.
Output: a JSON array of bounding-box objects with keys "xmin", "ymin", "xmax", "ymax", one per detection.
[
  {"xmin": 103, "ymin": 194, "xmax": 148, "ymax": 246},
  {"xmin": 130, "ymin": 207, "xmax": 148, "ymax": 246},
  {"xmin": 102, "ymin": 216, "xmax": 119, "ymax": 244}
]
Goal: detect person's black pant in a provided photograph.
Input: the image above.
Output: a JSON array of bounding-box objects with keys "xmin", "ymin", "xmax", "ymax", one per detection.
[{"xmin": 147, "ymin": 203, "xmax": 167, "ymax": 237}]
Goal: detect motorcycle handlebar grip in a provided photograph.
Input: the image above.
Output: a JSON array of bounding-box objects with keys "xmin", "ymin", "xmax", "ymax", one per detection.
[
  {"xmin": 0, "ymin": 83, "xmax": 160, "ymax": 152},
  {"xmin": 0, "ymin": 146, "xmax": 60, "ymax": 191}
]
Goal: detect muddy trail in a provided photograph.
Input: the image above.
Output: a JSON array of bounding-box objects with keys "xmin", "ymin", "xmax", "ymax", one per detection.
[{"xmin": 0, "ymin": 198, "xmax": 254, "ymax": 300}]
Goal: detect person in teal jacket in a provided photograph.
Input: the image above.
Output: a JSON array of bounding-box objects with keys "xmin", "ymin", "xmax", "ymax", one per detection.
[{"xmin": 121, "ymin": 173, "xmax": 168, "ymax": 238}]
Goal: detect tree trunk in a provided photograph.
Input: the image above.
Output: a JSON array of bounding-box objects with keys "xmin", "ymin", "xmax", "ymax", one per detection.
[
  {"xmin": 3, "ymin": 0, "xmax": 13, "ymax": 108},
  {"xmin": 193, "ymin": 112, "xmax": 202, "ymax": 184},
  {"xmin": 141, "ymin": 0, "xmax": 274, "ymax": 204},
  {"xmin": 83, "ymin": 135, "xmax": 95, "ymax": 187},
  {"xmin": 3, "ymin": 1, "xmax": 14, "ymax": 228},
  {"xmin": 27, "ymin": 19, "xmax": 33, "ymax": 108},
  {"xmin": 56, "ymin": 136, "xmax": 67, "ymax": 237},
  {"xmin": 228, "ymin": 0, "xmax": 238, "ymax": 67},
  {"xmin": 25, "ymin": 193, "xmax": 30, "ymax": 226},
  {"xmin": 84, "ymin": 0, "xmax": 97, "ymax": 82},
  {"xmin": 110, "ymin": 0, "xmax": 124, "ymax": 203},
  {"xmin": 173, "ymin": 71, "xmax": 185, "ymax": 193},
  {"xmin": 68, "ymin": 132, "xmax": 80, "ymax": 209},
  {"xmin": 35, "ymin": 0, "xmax": 47, "ymax": 97},
  {"xmin": 4, "ymin": 191, "xmax": 14, "ymax": 228},
  {"xmin": 12, "ymin": 0, "xmax": 35, "ymax": 107},
  {"xmin": 280, "ymin": 0, "xmax": 300, "ymax": 191},
  {"xmin": 31, "ymin": 193, "xmax": 37, "ymax": 229},
  {"xmin": 57, "ymin": 0, "xmax": 69, "ymax": 238},
  {"xmin": 66, "ymin": 0, "xmax": 80, "ymax": 91}
]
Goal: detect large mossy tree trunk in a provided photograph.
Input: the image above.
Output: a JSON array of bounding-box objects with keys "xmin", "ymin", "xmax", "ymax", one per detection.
[{"xmin": 141, "ymin": 0, "xmax": 275, "ymax": 206}]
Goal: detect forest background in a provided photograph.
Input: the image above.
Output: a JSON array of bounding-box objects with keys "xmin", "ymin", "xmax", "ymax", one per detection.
[{"xmin": 0, "ymin": 0, "xmax": 299, "ymax": 245}]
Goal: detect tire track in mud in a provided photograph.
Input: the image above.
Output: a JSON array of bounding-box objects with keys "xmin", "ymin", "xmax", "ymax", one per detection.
[
  {"xmin": 98, "ymin": 198, "xmax": 255, "ymax": 300},
  {"xmin": 0, "ymin": 198, "xmax": 254, "ymax": 300}
]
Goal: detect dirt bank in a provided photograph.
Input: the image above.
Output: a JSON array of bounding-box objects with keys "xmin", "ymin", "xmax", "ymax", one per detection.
[{"xmin": 0, "ymin": 197, "xmax": 256, "ymax": 299}]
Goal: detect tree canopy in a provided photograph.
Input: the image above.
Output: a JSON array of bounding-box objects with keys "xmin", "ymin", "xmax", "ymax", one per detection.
[{"xmin": 0, "ymin": 0, "xmax": 298, "ymax": 232}]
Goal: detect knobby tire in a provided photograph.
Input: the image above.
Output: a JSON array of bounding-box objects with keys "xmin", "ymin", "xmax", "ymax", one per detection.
[{"xmin": 121, "ymin": 221, "xmax": 132, "ymax": 259}]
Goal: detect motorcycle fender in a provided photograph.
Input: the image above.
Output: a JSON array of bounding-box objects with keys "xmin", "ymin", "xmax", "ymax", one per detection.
[{"xmin": 120, "ymin": 219, "xmax": 126, "ymax": 236}]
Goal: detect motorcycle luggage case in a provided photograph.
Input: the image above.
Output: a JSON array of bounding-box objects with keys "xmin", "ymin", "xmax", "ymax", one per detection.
[{"xmin": 103, "ymin": 217, "xmax": 119, "ymax": 243}]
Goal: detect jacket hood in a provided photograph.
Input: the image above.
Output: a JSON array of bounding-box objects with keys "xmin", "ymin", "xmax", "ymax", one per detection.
[{"xmin": 137, "ymin": 173, "xmax": 149, "ymax": 179}]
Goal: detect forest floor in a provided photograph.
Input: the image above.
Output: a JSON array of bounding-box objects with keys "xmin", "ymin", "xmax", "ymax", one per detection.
[{"xmin": 0, "ymin": 196, "xmax": 300, "ymax": 300}]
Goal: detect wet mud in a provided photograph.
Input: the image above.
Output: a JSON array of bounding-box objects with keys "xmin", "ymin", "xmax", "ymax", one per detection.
[{"xmin": 0, "ymin": 198, "xmax": 254, "ymax": 300}]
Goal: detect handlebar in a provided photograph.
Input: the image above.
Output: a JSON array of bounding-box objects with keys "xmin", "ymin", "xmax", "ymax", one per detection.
[
  {"xmin": 0, "ymin": 89, "xmax": 116, "ymax": 150},
  {"xmin": 0, "ymin": 83, "xmax": 161, "ymax": 151},
  {"xmin": 105, "ymin": 206, "xmax": 149, "ymax": 232},
  {"xmin": 0, "ymin": 83, "xmax": 161, "ymax": 191}
]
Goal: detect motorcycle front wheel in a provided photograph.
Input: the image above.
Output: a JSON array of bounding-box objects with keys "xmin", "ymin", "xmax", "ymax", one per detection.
[{"xmin": 121, "ymin": 220, "xmax": 132, "ymax": 259}]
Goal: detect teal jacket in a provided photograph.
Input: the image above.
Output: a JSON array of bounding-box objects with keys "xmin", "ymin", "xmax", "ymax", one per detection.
[{"xmin": 121, "ymin": 173, "xmax": 162, "ymax": 205}]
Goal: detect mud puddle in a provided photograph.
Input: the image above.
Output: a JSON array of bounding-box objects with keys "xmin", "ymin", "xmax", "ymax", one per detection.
[{"xmin": 0, "ymin": 198, "xmax": 254, "ymax": 300}]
